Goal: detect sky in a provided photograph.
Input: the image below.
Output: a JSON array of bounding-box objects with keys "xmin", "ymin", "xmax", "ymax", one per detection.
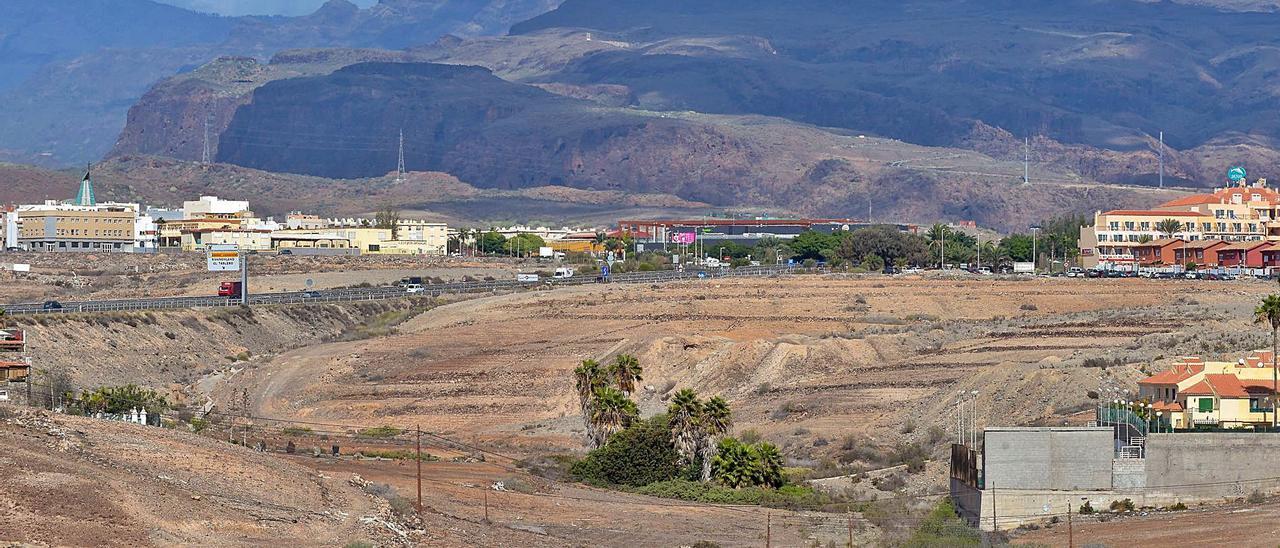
[{"xmin": 156, "ymin": 0, "xmax": 378, "ymax": 16}]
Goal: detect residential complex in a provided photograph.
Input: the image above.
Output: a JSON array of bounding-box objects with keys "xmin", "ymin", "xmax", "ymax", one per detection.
[
  {"xmin": 1137, "ymin": 352, "xmax": 1278, "ymax": 429},
  {"xmin": 1081, "ymin": 178, "xmax": 1280, "ymax": 269}
]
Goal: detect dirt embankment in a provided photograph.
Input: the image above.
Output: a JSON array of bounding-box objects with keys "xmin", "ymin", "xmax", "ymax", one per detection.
[
  {"xmin": 0, "ymin": 406, "xmax": 396, "ymax": 547},
  {"xmin": 3, "ymin": 299, "xmax": 426, "ymax": 392}
]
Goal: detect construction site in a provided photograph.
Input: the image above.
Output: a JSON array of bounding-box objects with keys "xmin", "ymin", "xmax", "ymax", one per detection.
[{"xmin": 8, "ymin": 265, "xmax": 1280, "ymax": 545}]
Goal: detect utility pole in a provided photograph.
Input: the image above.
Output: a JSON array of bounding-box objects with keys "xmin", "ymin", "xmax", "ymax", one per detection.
[
  {"xmin": 1158, "ymin": 130, "xmax": 1164, "ymax": 189},
  {"xmin": 977, "ymin": 232, "xmax": 981, "ymax": 270},
  {"xmin": 1067, "ymin": 502, "xmax": 1073, "ymax": 548},
  {"xmin": 483, "ymin": 489, "xmax": 490, "ymax": 523},
  {"xmin": 990, "ymin": 481, "xmax": 997, "ymax": 532},
  {"xmin": 847, "ymin": 513, "xmax": 854, "ymax": 547},
  {"xmin": 765, "ymin": 512, "xmax": 771, "ymax": 548},
  {"xmin": 396, "ymin": 129, "xmax": 406, "ymax": 183},
  {"xmin": 416, "ymin": 424, "xmax": 423, "ymax": 513},
  {"xmin": 240, "ymin": 247, "xmax": 249, "ymax": 306}
]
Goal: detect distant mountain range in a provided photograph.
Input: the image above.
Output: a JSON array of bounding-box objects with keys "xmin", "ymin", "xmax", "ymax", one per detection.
[{"xmin": 0, "ymin": 0, "xmax": 561, "ymax": 167}]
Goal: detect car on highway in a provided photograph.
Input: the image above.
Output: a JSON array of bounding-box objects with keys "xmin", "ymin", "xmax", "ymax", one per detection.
[
  {"xmin": 41, "ymin": 301, "xmax": 63, "ymax": 310},
  {"xmin": 404, "ymin": 284, "xmax": 425, "ymax": 294},
  {"xmin": 279, "ymin": 249, "xmax": 293, "ymax": 255},
  {"xmin": 301, "ymin": 290, "xmax": 321, "ymax": 298}
]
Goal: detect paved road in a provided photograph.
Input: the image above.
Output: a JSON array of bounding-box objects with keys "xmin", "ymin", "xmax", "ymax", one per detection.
[{"xmin": 0, "ymin": 265, "xmax": 809, "ymax": 315}]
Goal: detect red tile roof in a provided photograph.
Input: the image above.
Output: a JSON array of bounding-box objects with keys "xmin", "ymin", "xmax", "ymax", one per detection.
[
  {"xmin": 1205, "ymin": 374, "xmax": 1249, "ymax": 398},
  {"xmin": 1133, "ymin": 238, "xmax": 1184, "ymax": 248},
  {"xmin": 1139, "ymin": 363, "xmax": 1204, "ymax": 385},
  {"xmin": 1101, "ymin": 210, "xmax": 1210, "ymax": 217},
  {"xmin": 1181, "ymin": 239, "xmax": 1229, "ymax": 250},
  {"xmin": 1158, "ymin": 186, "xmax": 1280, "ymax": 208},
  {"xmin": 1240, "ymin": 380, "xmax": 1278, "ymax": 394},
  {"xmin": 1219, "ymin": 241, "xmax": 1272, "ymax": 251},
  {"xmin": 1159, "ymin": 194, "xmax": 1223, "ymax": 207},
  {"xmin": 1152, "ymin": 401, "xmax": 1184, "ymax": 412}
]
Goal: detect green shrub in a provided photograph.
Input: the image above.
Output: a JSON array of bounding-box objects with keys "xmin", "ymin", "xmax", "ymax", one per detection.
[
  {"xmin": 282, "ymin": 426, "xmax": 313, "ymax": 436},
  {"xmin": 1109, "ymin": 498, "xmax": 1135, "ymax": 512},
  {"xmin": 570, "ymin": 414, "xmax": 686, "ymax": 487},
  {"xmin": 904, "ymin": 497, "xmax": 980, "ymax": 547},
  {"xmin": 358, "ymin": 448, "xmax": 438, "ymax": 461},
  {"xmin": 1079, "ymin": 501, "xmax": 1094, "ymax": 514},
  {"xmin": 358, "ymin": 426, "xmax": 403, "ymax": 439},
  {"xmin": 638, "ymin": 262, "xmax": 657, "ymax": 272},
  {"xmin": 189, "ymin": 418, "xmax": 209, "ymax": 433},
  {"xmin": 630, "ymin": 479, "xmax": 827, "ymax": 508}
]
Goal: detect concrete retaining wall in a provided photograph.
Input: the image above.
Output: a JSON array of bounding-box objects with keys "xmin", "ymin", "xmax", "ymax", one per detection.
[
  {"xmin": 983, "ymin": 427, "xmax": 1113, "ymax": 490},
  {"xmin": 1145, "ymin": 433, "xmax": 1280, "ymax": 496}
]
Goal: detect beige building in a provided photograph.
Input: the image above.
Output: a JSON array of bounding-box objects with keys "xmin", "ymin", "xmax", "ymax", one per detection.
[
  {"xmin": 1081, "ymin": 179, "xmax": 1280, "ymax": 269},
  {"xmin": 1139, "ymin": 353, "xmax": 1278, "ymax": 430},
  {"xmin": 16, "ymin": 203, "xmax": 140, "ymax": 252},
  {"xmin": 180, "ymin": 229, "xmax": 272, "ymax": 251}
]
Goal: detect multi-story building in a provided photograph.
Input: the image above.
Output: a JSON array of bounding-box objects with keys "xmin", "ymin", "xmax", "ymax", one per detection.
[
  {"xmin": 1138, "ymin": 353, "xmax": 1278, "ymax": 430},
  {"xmin": 15, "ymin": 202, "xmax": 143, "ymax": 252},
  {"xmin": 1081, "ymin": 179, "xmax": 1280, "ymax": 269}
]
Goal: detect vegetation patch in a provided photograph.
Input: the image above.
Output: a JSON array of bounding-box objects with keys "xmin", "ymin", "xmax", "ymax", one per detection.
[{"xmin": 903, "ymin": 497, "xmax": 981, "ymax": 547}]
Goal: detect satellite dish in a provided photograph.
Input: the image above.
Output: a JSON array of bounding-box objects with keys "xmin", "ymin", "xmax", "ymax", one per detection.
[{"xmin": 1228, "ymin": 166, "xmax": 1247, "ymax": 183}]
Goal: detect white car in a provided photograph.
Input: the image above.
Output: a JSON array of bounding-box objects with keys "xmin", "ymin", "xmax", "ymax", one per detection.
[{"xmin": 404, "ymin": 284, "xmax": 425, "ymax": 294}]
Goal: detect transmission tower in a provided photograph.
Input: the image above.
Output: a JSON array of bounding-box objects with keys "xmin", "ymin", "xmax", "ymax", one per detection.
[
  {"xmin": 396, "ymin": 129, "xmax": 406, "ymax": 182},
  {"xmin": 201, "ymin": 113, "xmax": 212, "ymax": 164}
]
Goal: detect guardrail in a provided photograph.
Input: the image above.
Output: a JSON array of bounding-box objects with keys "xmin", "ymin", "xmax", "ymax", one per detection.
[{"xmin": 0, "ymin": 265, "xmax": 812, "ymax": 315}]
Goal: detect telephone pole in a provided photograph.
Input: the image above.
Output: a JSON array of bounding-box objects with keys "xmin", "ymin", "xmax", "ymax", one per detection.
[
  {"xmin": 765, "ymin": 512, "xmax": 771, "ymax": 548},
  {"xmin": 1067, "ymin": 502, "xmax": 1074, "ymax": 548},
  {"xmin": 416, "ymin": 424, "xmax": 423, "ymax": 512}
]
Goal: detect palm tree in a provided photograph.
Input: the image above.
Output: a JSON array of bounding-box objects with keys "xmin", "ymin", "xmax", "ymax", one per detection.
[
  {"xmin": 668, "ymin": 389, "xmax": 703, "ymax": 465},
  {"xmin": 574, "ymin": 359, "xmax": 608, "ymax": 447},
  {"xmin": 753, "ymin": 442, "xmax": 785, "ymax": 488},
  {"xmin": 591, "ymin": 387, "xmax": 638, "ymax": 446},
  {"xmin": 1156, "ymin": 218, "xmax": 1184, "ymax": 238},
  {"xmin": 611, "ymin": 354, "xmax": 643, "ymax": 395},
  {"xmin": 1256, "ymin": 295, "xmax": 1280, "ymax": 428},
  {"xmin": 699, "ymin": 396, "xmax": 732, "ymax": 482}
]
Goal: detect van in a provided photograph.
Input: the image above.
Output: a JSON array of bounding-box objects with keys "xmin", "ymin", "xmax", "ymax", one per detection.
[{"xmin": 554, "ymin": 267, "xmax": 575, "ymax": 279}]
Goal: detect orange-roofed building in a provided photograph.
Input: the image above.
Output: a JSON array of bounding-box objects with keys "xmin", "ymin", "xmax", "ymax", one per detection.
[
  {"xmin": 1217, "ymin": 240, "xmax": 1274, "ymax": 268},
  {"xmin": 1137, "ymin": 352, "xmax": 1279, "ymax": 429},
  {"xmin": 1080, "ymin": 177, "xmax": 1280, "ymax": 269},
  {"xmin": 1131, "ymin": 238, "xmax": 1184, "ymax": 265}
]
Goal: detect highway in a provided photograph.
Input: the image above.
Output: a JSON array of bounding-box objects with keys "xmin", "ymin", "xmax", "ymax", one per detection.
[{"xmin": 0, "ymin": 264, "xmax": 808, "ymax": 315}]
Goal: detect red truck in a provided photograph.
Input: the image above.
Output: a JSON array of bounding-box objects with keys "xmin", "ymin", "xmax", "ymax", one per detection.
[{"xmin": 218, "ymin": 281, "xmax": 243, "ymax": 298}]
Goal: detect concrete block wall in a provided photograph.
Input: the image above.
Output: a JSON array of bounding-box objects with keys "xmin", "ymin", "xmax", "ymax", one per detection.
[
  {"xmin": 984, "ymin": 427, "xmax": 1114, "ymax": 490},
  {"xmin": 1145, "ymin": 433, "xmax": 1280, "ymax": 496}
]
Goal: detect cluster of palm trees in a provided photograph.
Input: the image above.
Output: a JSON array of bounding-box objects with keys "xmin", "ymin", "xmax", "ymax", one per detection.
[
  {"xmin": 1255, "ymin": 294, "xmax": 1280, "ymax": 428},
  {"xmin": 574, "ymin": 354, "xmax": 644, "ymax": 448},
  {"xmin": 668, "ymin": 389, "xmax": 732, "ymax": 482}
]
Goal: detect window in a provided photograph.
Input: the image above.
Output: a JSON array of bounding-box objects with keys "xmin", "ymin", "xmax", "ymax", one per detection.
[
  {"xmin": 1098, "ymin": 234, "xmax": 1108, "ymax": 242},
  {"xmin": 1202, "ymin": 222, "xmax": 1212, "ymax": 231},
  {"xmin": 1198, "ymin": 397, "xmax": 1214, "ymax": 412},
  {"xmin": 1140, "ymin": 222, "xmax": 1151, "ymax": 231},
  {"xmin": 1124, "ymin": 221, "xmax": 1136, "ymax": 230},
  {"xmin": 1216, "ymin": 210, "xmax": 1226, "ymax": 219},
  {"xmin": 1233, "ymin": 223, "xmax": 1243, "ymax": 232},
  {"xmin": 1109, "ymin": 221, "xmax": 1120, "ymax": 231},
  {"xmin": 1250, "ymin": 224, "xmax": 1258, "ymax": 232}
]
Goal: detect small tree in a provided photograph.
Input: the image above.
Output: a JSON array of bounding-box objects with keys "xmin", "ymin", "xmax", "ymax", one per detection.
[
  {"xmin": 610, "ymin": 354, "xmax": 642, "ymax": 396},
  {"xmin": 1156, "ymin": 218, "xmax": 1184, "ymax": 238},
  {"xmin": 374, "ymin": 207, "xmax": 402, "ymax": 240}
]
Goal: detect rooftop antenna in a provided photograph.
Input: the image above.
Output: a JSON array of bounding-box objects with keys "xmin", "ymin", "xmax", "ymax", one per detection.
[
  {"xmin": 201, "ymin": 113, "xmax": 211, "ymax": 165},
  {"xmin": 1158, "ymin": 130, "xmax": 1164, "ymax": 189},
  {"xmin": 1023, "ymin": 136, "xmax": 1030, "ymax": 184},
  {"xmin": 396, "ymin": 129, "xmax": 406, "ymax": 183}
]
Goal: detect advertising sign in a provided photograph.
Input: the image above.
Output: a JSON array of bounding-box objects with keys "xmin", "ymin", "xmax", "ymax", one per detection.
[
  {"xmin": 672, "ymin": 232, "xmax": 696, "ymax": 245},
  {"xmin": 206, "ymin": 244, "xmax": 241, "ymax": 272}
]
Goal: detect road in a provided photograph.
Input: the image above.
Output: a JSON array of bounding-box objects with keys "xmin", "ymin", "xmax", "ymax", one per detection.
[{"xmin": 0, "ymin": 265, "xmax": 807, "ymax": 315}]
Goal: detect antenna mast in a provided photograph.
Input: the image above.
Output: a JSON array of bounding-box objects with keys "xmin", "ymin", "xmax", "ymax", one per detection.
[
  {"xmin": 1023, "ymin": 137, "xmax": 1030, "ymax": 184},
  {"xmin": 1158, "ymin": 131, "xmax": 1164, "ymax": 189},
  {"xmin": 396, "ymin": 129, "xmax": 406, "ymax": 183},
  {"xmin": 202, "ymin": 113, "xmax": 212, "ymax": 164}
]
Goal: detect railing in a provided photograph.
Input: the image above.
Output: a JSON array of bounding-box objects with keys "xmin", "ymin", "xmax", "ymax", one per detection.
[
  {"xmin": 0, "ymin": 264, "xmax": 817, "ymax": 315},
  {"xmin": 1097, "ymin": 407, "xmax": 1149, "ymax": 438}
]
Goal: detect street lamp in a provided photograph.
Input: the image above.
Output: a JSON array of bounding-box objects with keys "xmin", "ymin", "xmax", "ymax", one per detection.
[{"xmin": 1031, "ymin": 225, "xmax": 1041, "ymax": 274}]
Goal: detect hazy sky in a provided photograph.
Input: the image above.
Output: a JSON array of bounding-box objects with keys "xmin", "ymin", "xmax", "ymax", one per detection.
[{"xmin": 157, "ymin": 0, "xmax": 378, "ymax": 16}]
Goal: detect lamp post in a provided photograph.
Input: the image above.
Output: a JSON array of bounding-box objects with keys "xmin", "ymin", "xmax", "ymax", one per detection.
[{"xmin": 1031, "ymin": 226, "xmax": 1041, "ymax": 274}]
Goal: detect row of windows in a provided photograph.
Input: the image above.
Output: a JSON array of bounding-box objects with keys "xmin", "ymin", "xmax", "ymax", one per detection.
[
  {"xmin": 1105, "ymin": 222, "xmax": 1261, "ymax": 233},
  {"xmin": 54, "ymin": 229, "xmax": 127, "ymax": 237}
]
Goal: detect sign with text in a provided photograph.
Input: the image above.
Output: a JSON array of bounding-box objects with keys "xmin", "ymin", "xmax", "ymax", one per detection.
[{"xmin": 206, "ymin": 244, "xmax": 241, "ymax": 272}]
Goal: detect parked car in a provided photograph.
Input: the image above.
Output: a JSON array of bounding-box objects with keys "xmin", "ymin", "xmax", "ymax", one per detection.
[
  {"xmin": 41, "ymin": 300, "xmax": 63, "ymax": 310},
  {"xmin": 1184, "ymin": 272, "xmax": 1200, "ymax": 280},
  {"xmin": 1086, "ymin": 269, "xmax": 1103, "ymax": 278},
  {"xmin": 279, "ymin": 249, "xmax": 293, "ymax": 255},
  {"xmin": 1066, "ymin": 267, "xmax": 1085, "ymax": 278}
]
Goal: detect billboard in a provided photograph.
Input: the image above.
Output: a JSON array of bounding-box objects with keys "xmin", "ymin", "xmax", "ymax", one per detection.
[
  {"xmin": 206, "ymin": 244, "xmax": 241, "ymax": 272},
  {"xmin": 672, "ymin": 232, "xmax": 696, "ymax": 244},
  {"xmin": 1013, "ymin": 261, "xmax": 1034, "ymax": 273}
]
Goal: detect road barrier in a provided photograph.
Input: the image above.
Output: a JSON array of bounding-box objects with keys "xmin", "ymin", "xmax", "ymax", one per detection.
[{"xmin": 0, "ymin": 265, "xmax": 814, "ymax": 315}]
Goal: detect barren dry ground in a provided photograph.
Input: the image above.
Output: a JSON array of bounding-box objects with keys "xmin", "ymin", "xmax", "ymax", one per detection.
[
  {"xmin": 201, "ymin": 274, "xmax": 1278, "ymax": 543},
  {"xmin": 1013, "ymin": 499, "xmax": 1280, "ymax": 546}
]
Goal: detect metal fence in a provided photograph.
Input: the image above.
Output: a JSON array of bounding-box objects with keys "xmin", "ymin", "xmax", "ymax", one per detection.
[{"xmin": 0, "ymin": 264, "xmax": 814, "ymax": 315}]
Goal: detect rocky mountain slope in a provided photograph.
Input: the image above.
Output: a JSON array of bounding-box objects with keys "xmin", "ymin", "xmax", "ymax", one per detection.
[{"xmin": 0, "ymin": 0, "xmax": 561, "ymax": 167}]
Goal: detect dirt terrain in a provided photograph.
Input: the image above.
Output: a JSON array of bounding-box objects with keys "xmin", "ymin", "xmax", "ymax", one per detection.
[
  {"xmin": 0, "ymin": 252, "xmax": 517, "ymax": 303},
  {"xmin": 1013, "ymin": 498, "xmax": 1280, "ymax": 546},
  {"xmin": 210, "ymin": 275, "xmax": 1274, "ymax": 493}
]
